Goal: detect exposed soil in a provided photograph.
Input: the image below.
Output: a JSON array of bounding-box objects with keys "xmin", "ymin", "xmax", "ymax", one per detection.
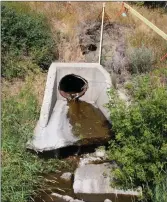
[{"xmin": 78, "ymin": 21, "xmax": 133, "ymax": 84}]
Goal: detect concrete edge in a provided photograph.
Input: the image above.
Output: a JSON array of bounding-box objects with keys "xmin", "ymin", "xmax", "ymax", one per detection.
[
  {"xmin": 39, "ymin": 63, "xmax": 57, "ymax": 127},
  {"xmin": 52, "ymin": 62, "xmax": 101, "ymax": 68},
  {"xmin": 95, "ymin": 64, "xmax": 112, "ymax": 121},
  {"xmin": 39, "ymin": 62, "xmax": 112, "ymax": 127}
]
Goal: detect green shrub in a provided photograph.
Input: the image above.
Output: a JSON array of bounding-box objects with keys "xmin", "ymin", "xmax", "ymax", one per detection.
[
  {"xmin": 127, "ymin": 45, "xmax": 155, "ymax": 74},
  {"xmin": 1, "ymin": 4, "xmax": 58, "ymax": 79},
  {"xmin": 106, "ymin": 69, "xmax": 167, "ymax": 201},
  {"xmin": 2, "ymin": 53, "xmax": 40, "ymax": 79}
]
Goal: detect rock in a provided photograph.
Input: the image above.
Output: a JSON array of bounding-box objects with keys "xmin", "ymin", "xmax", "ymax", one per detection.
[
  {"xmin": 73, "ymin": 163, "xmax": 112, "ymax": 195},
  {"xmin": 95, "ymin": 150, "xmax": 106, "ymax": 158},
  {"xmin": 79, "ymin": 151, "xmax": 107, "ymax": 167},
  {"xmin": 95, "ymin": 147, "xmax": 106, "ymax": 158},
  {"xmin": 51, "ymin": 193, "xmax": 84, "ymax": 202},
  {"xmin": 104, "ymin": 199, "xmax": 112, "ymax": 202},
  {"xmin": 79, "ymin": 155, "xmax": 102, "ymax": 167},
  {"xmin": 60, "ymin": 172, "xmax": 72, "ymax": 181},
  {"xmin": 73, "ymin": 163, "xmax": 142, "ymax": 202}
]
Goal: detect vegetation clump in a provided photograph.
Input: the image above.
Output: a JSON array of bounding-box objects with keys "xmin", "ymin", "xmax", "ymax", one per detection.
[
  {"xmin": 1, "ymin": 4, "xmax": 58, "ymax": 80},
  {"xmin": 127, "ymin": 45, "xmax": 155, "ymax": 74},
  {"xmin": 106, "ymin": 68, "xmax": 167, "ymax": 201}
]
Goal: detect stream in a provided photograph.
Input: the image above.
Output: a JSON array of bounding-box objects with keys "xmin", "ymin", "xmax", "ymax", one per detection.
[{"xmin": 32, "ymin": 100, "xmax": 139, "ymax": 202}]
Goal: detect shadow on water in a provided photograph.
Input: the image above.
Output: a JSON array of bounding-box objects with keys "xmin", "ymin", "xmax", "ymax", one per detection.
[{"xmin": 35, "ymin": 143, "xmax": 109, "ymax": 160}]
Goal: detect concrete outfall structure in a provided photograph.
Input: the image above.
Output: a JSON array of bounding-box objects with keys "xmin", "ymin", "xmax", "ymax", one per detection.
[
  {"xmin": 27, "ymin": 63, "xmax": 112, "ymax": 152},
  {"xmin": 73, "ymin": 163, "xmax": 142, "ymax": 202}
]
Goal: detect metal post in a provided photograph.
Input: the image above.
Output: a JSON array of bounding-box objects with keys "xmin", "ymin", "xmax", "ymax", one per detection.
[{"xmin": 98, "ymin": 3, "xmax": 105, "ymax": 64}]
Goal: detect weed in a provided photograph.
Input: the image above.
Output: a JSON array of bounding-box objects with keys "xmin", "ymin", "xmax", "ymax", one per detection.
[
  {"xmin": 153, "ymin": 173, "xmax": 167, "ymax": 202},
  {"xmin": 127, "ymin": 45, "xmax": 155, "ymax": 74}
]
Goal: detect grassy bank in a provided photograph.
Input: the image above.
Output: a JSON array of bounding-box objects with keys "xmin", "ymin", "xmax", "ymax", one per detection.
[
  {"xmin": 1, "ymin": 3, "xmax": 67, "ymax": 201},
  {"xmin": 2, "ymin": 2, "xmax": 167, "ymax": 202},
  {"xmin": 2, "ymin": 77, "xmax": 71, "ymax": 202}
]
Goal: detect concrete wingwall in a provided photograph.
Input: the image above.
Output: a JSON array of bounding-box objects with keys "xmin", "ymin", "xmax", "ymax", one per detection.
[
  {"xmin": 39, "ymin": 62, "xmax": 112, "ymax": 129},
  {"xmin": 26, "ymin": 62, "xmax": 112, "ymax": 151}
]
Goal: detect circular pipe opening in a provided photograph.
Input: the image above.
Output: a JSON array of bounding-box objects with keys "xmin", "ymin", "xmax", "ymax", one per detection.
[{"xmin": 58, "ymin": 74, "xmax": 88, "ymax": 100}]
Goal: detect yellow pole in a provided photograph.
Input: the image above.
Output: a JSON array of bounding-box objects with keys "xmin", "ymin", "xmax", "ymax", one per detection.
[
  {"xmin": 124, "ymin": 3, "xmax": 167, "ymax": 40},
  {"xmin": 99, "ymin": 3, "xmax": 105, "ymax": 64}
]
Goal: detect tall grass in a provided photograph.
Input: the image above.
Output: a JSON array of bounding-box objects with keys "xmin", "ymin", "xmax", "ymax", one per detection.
[
  {"xmin": 153, "ymin": 175, "xmax": 167, "ymax": 202},
  {"xmin": 2, "ymin": 81, "xmax": 67, "ymax": 202}
]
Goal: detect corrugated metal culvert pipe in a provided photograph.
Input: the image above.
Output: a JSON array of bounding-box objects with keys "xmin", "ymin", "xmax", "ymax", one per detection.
[{"xmin": 58, "ymin": 74, "xmax": 88, "ymax": 101}]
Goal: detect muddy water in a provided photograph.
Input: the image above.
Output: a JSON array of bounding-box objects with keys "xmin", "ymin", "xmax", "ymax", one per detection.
[
  {"xmin": 33, "ymin": 172, "xmax": 74, "ymax": 202},
  {"xmin": 68, "ymin": 100, "xmax": 111, "ymax": 140},
  {"xmin": 33, "ymin": 156, "xmax": 79, "ymax": 202}
]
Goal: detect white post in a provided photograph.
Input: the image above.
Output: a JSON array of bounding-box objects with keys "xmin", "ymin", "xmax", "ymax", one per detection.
[{"xmin": 98, "ymin": 3, "xmax": 105, "ymax": 64}]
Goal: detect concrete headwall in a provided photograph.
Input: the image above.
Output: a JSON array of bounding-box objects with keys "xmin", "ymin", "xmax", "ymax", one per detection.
[
  {"xmin": 27, "ymin": 62, "xmax": 112, "ymax": 151},
  {"xmin": 39, "ymin": 62, "xmax": 112, "ymax": 128}
]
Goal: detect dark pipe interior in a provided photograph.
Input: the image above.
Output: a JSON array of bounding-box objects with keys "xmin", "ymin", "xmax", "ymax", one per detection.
[
  {"xmin": 59, "ymin": 74, "xmax": 87, "ymax": 93},
  {"xmin": 88, "ymin": 44, "xmax": 97, "ymax": 51}
]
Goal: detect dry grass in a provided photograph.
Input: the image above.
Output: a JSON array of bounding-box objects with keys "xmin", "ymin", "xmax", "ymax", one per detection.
[
  {"xmin": 2, "ymin": 72, "xmax": 47, "ymax": 105},
  {"xmin": 3, "ymin": 2, "xmax": 167, "ymax": 95},
  {"xmin": 7, "ymin": 1, "xmax": 166, "ymax": 64},
  {"xmin": 30, "ymin": 73, "xmax": 47, "ymax": 105},
  {"xmin": 106, "ymin": 2, "xmax": 167, "ymax": 68},
  {"xmin": 26, "ymin": 2, "xmax": 104, "ymax": 62},
  {"xmin": 130, "ymin": 4, "xmax": 167, "ymax": 33},
  {"xmin": 2, "ymin": 79, "xmax": 25, "ymax": 99}
]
